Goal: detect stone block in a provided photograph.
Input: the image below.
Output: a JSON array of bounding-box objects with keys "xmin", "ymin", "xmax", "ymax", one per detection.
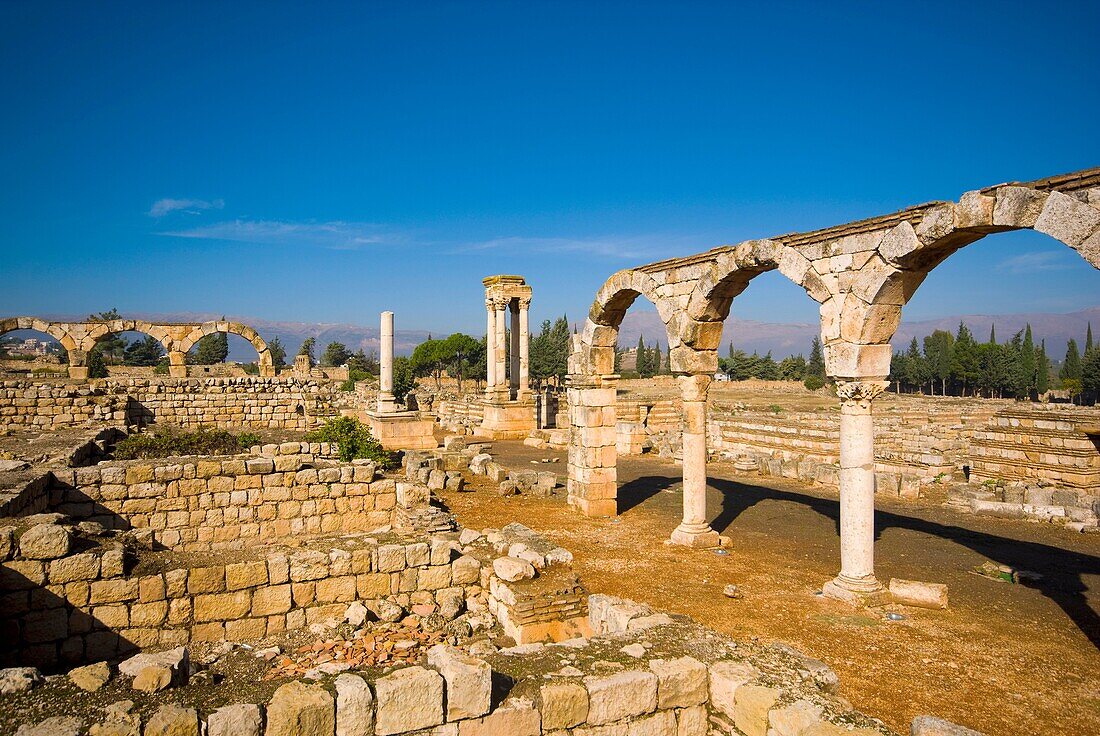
[
  {"xmin": 145, "ymin": 706, "xmax": 199, "ymax": 736},
  {"xmin": 734, "ymin": 684, "xmax": 780, "ymax": 736},
  {"xmin": 374, "ymin": 666, "xmax": 443, "ymax": 735},
  {"xmin": 768, "ymin": 699, "xmax": 825, "ymax": 736},
  {"xmin": 889, "ymin": 578, "xmax": 948, "ymax": 609},
  {"xmin": 427, "ymin": 644, "xmax": 491, "ymax": 720},
  {"xmin": 265, "ymin": 681, "xmax": 335, "ymax": 736},
  {"xmin": 584, "ymin": 669, "xmax": 658, "ymax": 725},
  {"xmin": 207, "ymin": 704, "xmax": 262, "ymax": 736},
  {"xmin": 648, "ymin": 656, "xmax": 707, "ymax": 709},
  {"xmin": 455, "ymin": 699, "xmax": 541, "ymax": 736},
  {"xmin": 539, "ymin": 680, "xmax": 588, "ymax": 730},
  {"xmin": 910, "ymin": 715, "xmax": 986, "ymax": 736},
  {"xmin": 335, "ymin": 673, "xmax": 374, "ymax": 736},
  {"xmin": 708, "ymin": 660, "xmax": 759, "ymax": 721},
  {"xmin": 19, "ymin": 524, "xmax": 72, "ymax": 560}
]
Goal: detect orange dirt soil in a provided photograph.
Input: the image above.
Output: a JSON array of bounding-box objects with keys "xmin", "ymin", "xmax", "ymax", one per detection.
[{"xmin": 439, "ymin": 440, "xmax": 1100, "ymax": 736}]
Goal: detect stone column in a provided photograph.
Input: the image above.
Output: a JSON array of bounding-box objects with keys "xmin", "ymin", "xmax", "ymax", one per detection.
[
  {"xmin": 494, "ymin": 299, "xmax": 508, "ymax": 399},
  {"xmin": 167, "ymin": 350, "xmax": 188, "ymax": 378},
  {"xmin": 509, "ymin": 301, "xmax": 521, "ymax": 399},
  {"xmin": 566, "ymin": 374, "xmax": 618, "ymax": 517},
  {"xmin": 518, "ymin": 298, "xmax": 531, "ymax": 399},
  {"xmin": 67, "ymin": 350, "xmax": 89, "ymax": 380},
  {"xmin": 485, "ymin": 300, "xmax": 497, "ymax": 392},
  {"xmin": 825, "ymin": 379, "xmax": 889, "ymax": 603},
  {"xmin": 377, "ymin": 311, "xmax": 397, "ymax": 413},
  {"xmin": 671, "ymin": 373, "xmax": 720, "ymax": 548}
]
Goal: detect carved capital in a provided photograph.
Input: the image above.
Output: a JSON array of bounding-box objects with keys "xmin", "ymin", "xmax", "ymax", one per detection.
[
  {"xmin": 834, "ymin": 379, "xmax": 889, "ymax": 408},
  {"xmin": 517, "ymin": 297, "xmax": 532, "ymax": 310},
  {"xmin": 491, "ymin": 296, "xmax": 511, "ymax": 311}
]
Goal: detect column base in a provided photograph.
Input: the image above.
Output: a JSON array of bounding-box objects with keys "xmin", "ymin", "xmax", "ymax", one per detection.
[
  {"xmin": 822, "ymin": 575, "xmax": 889, "ymax": 607},
  {"xmin": 68, "ymin": 367, "xmax": 89, "ymax": 380},
  {"xmin": 168, "ymin": 365, "xmax": 187, "ymax": 378},
  {"xmin": 669, "ymin": 523, "xmax": 721, "ymax": 549},
  {"xmin": 476, "ymin": 398, "xmax": 536, "ymax": 439},
  {"xmin": 361, "ymin": 410, "xmax": 438, "ymax": 451}
]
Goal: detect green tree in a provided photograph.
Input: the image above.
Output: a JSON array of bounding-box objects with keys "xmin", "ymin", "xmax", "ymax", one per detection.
[
  {"xmin": 1061, "ymin": 339, "xmax": 1083, "ymax": 384},
  {"xmin": 1082, "ymin": 348, "xmax": 1100, "ymax": 399},
  {"xmin": 905, "ymin": 338, "xmax": 930, "ymax": 393},
  {"xmin": 951, "ymin": 323, "xmax": 981, "ymax": 395},
  {"xmin": 634, "ymin": 336, "xmax": 649, "ymax": 377},
  {"xmin": 321, "ymin": 341, "xmax": 351, "ymax": 367},
  {"xmin": 87, "ymin": 348, "xmax": 108, "ymax": 378},
  {"xmin": 88, "ymin": 309, "xmax": 126, "ymax": 363},
  {"xmin": 1015, "ymin": 324, "xmax": 1037, "ymax": 397},
  {"xmin": 1036, "ymin": 340, "xmax": 1050, "ymax": 394},
  {"xmin": 191, "ymin": 331, "xmax": 229, "ymax": 364},
  {"xmin": 613, "ymin": 342, "xmax": 622, "ymax": 373},
  {"xmin": 298, "ymin": 337, "xmax": 316, "ymax": 366},
  {"xmin": 123, "ymin": 336, "xmax": 165, "ymax": 366},
  {"xmin": 392, "ymin": 356, "xmax": 416, "ymax": 403},
  {"xmin": 1086, "ymin": 322, "xmax": 1095, "ymax": 357},
  {"xmin": 444, "ymin": 333, "xmax": 481, "ymax": 393},
  {"xmin": 347, "ymin": 349, "xmax": 378, "ymax": 375},
  {"xmin": 411, "ymin": 338, "xmax": 451, "ymax": 390},
  {"xmin": 923, "ymin": 330, "xmax": 954, "ymax": 395},
  {"xmin": 807, "ymin": 337, "xmax": 825, "ymax": 380},
  {"xmin": 268, "ymin": 337, "xmax": 287, "ymax": 369},
  {"xmin": 529, "ymin": 320, "xmax": 556, "ymax": 385},
  {"xmin": 778, "ymin": 355, "xmax": 807, "ymax": 381}
]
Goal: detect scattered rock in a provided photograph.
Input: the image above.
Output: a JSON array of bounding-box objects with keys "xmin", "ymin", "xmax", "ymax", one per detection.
[
  {"xmin": 372, "ymin": 599, "xmax": 405, "ymax": 623},
  {"xmin": 144, "ymin": 706, "xmax": 199, "ymax": 736},
  {"xmin": 69, "ymin": 661, "xmax": 112, "ymax": 692},
  {"xmin": 493, "ymin": 556, "xmax": 536, "ymax": 582},
  {"xmin": 15, "ymin": 718, "xmax": 83, "ymax": 736},
  {"xmin": 207, "ymin": 704, "xmax": 262, "ymax": 736},
  {"xmin": 132, "ymin": 665, "xmax": 173, "ymax": 693},
  {"xmin": 344, "ymin": 601, "xmax": 368, "ymax": 627},
  {"xmin": 889, "ymin": 578, "xmax": 948, "ymax": 609},
  {"xmin": 911, "ymin": 715, "xmax": 987, "ymax": 736},
  {"xmin": 0, "ymin": 666, "xmax": 42, "ymax": 694},
  {"xmin": 723, "ymin": 584, "xmax": 743, "ymax": 599},
  {"xmin": 119, "ymin": 647, "xmax": 189, "ymax": 687}
]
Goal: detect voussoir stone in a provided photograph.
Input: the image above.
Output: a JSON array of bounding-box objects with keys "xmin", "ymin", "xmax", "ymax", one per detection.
[{"xmin": 264, "ymin": 681, "xmax": 335, "ymax": 736}]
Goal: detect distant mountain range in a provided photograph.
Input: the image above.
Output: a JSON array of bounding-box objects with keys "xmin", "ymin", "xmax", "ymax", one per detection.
[
  {"xmin": 13, "ymin": 307, "xmax": 1100, "ymax": 363},
  {"xmin": 613, "ymin": 306, "xmax": 1100, "ymax": 362}
]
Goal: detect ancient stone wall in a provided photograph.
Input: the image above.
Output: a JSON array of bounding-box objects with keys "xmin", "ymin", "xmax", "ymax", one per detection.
[
  {"xmin": 37, "ymin": 450, "xmax": 395, "ymax": 551},
  {"xmin": 0, "ymin": 377, "xmax": 339, "ymax": 431},
  {"xmin": 969, "ymin": 405, "xmax": 1100, "ymax": 488}
]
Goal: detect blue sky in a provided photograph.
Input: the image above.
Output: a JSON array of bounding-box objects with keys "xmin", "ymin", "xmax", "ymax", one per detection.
[{"xmin": 2, "ymin": 1, "xmax": 1098, "ymax": 334}]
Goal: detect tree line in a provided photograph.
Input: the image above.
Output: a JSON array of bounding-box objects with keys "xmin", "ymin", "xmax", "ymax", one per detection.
[{"xmin": 890, "ymin": 322, "xmax": 1100, "ymax": 402}]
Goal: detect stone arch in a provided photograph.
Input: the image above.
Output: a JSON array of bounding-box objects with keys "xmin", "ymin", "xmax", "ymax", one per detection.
[
  {"xmin": 845, "ymin": 186, "xmax": 1100, "ymax": 374},
  {"xmin": 0, "ymin": 317, "xmax": 77, "ymax": 352},
  {"xmin": 577, "ymin": 269, "xmax": 681, "ymax": 376},
  {"xmin": 177, "ymin": 321, "xmax": 275, "ymax": 377},
  {"xmin": 79, "ymin": 319, "xmax": 176, "ymax": 355}
]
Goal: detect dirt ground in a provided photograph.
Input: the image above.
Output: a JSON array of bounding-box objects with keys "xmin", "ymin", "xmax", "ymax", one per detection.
[{"xmin": 438, "ymin": 441, "xmax": 1100, "ymax": 736}]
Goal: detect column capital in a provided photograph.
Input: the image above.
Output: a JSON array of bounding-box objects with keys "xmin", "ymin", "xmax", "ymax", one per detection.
[
  {"xmin": 491, "ymin": 296, "xmax": 511, "ymax": 311},
  {"xmin": 676, "ymin": 372, "xmax": 713, "ymax": 402},
  {"xmin": 834, "ymin": 379, "xmax": 889, "ymax": 408},
  {"xmin": 484, "ymin": 299, "xmax": 495, "ymax": 311},
  {"xmin": 517, "ymin": 296, "xmax": 532, "ymax": 310}
]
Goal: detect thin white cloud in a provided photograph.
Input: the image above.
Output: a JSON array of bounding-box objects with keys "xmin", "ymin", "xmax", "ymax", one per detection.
[
  {"xmin": 456, "ymin": 234, "xmax": 693, "ymax": 260},
  {"xmin": 160, "ymin": 219, "xmax": 399, "ymax": 250},
  {"xmin": 148, "ymin": 198, "xmax": 225, "ymax": 217},
  {"xmin": 996, "ymin": 251, "xmax": 1074, "ymax": 274}
]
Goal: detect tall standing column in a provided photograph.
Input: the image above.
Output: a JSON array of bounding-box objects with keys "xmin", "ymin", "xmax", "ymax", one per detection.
[
  {"xmin": 378, "ymin": 311, "xmax": 396, "ymax": 413},
  {"xmin": 485, "ymin": 301, "xmax": 497, "ymax": 393},
  {"xmin": 670, "ymin": 373, "xmax": 720, "ymax": 548},
  {"xmin": 518, "ymin": 298, "xmax": 531, "ymax": 398},
  {"xmin": 825, "ymin": 379, "xmax": 889, "ymax": 602},
  {"xmin": 509, "ymin": 301, "xmax": 521, "ymax": 399},
  {"xmin": 494, "ymin": 299, "xmax": 508, "ymax": 399}
]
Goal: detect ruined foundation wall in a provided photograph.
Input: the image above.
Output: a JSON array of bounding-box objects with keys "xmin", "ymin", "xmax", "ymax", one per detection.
[{"xmin": 0, "ymin": 377, "xmax": 340, "ymax": 431}]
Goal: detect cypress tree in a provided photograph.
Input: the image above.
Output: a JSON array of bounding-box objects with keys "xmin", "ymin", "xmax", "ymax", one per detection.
[
  {"xmin": 1036, "ymin": 340, "xmax": 1050, "ymax": 394},
  {"xmin": 635, "ymin": 336, "xmax": 646, "ymax": 376},
  {"xmin": 1086, "ymin": 322, "xmax": 1095, "ymax": 357},
  {"xmin": 988, "ymin": 323, "xmax": 997, "ymax": 345},
  {"xmin": 1061, "ymin": 339, "xmax": 1082, "ymax": 381}
]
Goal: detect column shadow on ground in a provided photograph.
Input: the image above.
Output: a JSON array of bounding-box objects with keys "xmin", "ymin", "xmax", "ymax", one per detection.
[{"xmin": 704, "ymin": 477, "xmax": 1100, "ymax": 650}]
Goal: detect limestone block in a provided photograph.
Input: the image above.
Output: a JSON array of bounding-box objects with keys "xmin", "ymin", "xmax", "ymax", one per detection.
[
  {"xmin": 15, "ymin": 717, "xmax": 83, "ymax": 736},
  {"xmin": 734, "ymin": 684, "xmax": 780, "ymax": 736},
  {"xmin": 992, "ymin": 186, "xmax": 1047, "ymax": 228},
  {"xmin": 19, "ymin": 524, "xmax": 72, "ymax": 560},
  {"xmin": 145, "ymin": 706, "xmax": 199, "ymax": 736},
  {"xmin": 207, "ymin": 705, "xmax": 262, "ymax": 736},
  {"xmin": 539, "ymin": 680, "xmax": 588, "ymax": 730},
  {"xmin": 132, "ymin": 666, "xmax": 173, "ymax": 693},
  {"xmin": 954, "ymin": 190, "xmax": 995, "ymax": 229},
  {"xmin": 768, "ymin": 699, "xmax": 824, "ymax": 736},
  {"xmin": 49, "ymin": 553, "xmax": 100, "ymax": 583},
  {"xmin": 455, "ymin": 698, "xmax": 540, "ymax": 736},
  {"xmin": 583, "ymin": 669, "xmax": 658, "ymax": 725},
  {"xmin": 335, "ymin": 673, "xmax": 373, "ymax": 736},
  {"xmin": 69, "ymin": 661, "xmax": 111, "ymax": 692},
  {"xmin": 648, "ymin": 656, "xmax": 707, "ymax": 709},
  {"xmin": 571, "ymin": 710, "xmax": 676, "ymax": 736},
  {"xmin": 0, "ymin": 667, "xmax": 42, "ymax": 694},
  {"xmin": 427, "ymin": 645, "xmax": 491, "ymax": 720},
  {"xmin": 889, "ymin": 578, "xmax": 948, "ymax": 609},
  {"xmin": 492, "ymin": 557, "xmax": 535, "ymax": 582},
  {"xmin": 373, "ymin": 666, "xmax": 444, "ymax": 735},
  {"xmin": 676, "ymin": 705, "xmax": 708, "ymax": 736},
  {"xmin": 264, "ymin": 681, "xmax": 335, "ymax": 736},
  {"xmin": 452, "ymin": 555, "xmax": 481, "ymax": 585},
  {"xmin": 1034, "ymin": 190, "xmax": 1100, "ymax": 247},
  {"xmin": 119, "ymin": 647, "xmax": 189, "ymax": 686},
  {"xmin": 708, "ymin": 660, "xmax": 759, "ymax": 721}
]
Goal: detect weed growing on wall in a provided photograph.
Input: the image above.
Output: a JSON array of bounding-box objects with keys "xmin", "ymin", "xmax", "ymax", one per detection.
[{"xmin": 305, "ymin": 416, "xmax": 396, "ymax": 468}]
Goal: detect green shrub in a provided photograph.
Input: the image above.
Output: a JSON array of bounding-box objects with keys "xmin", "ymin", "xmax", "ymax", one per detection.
[
  {"xmin": 768, "ymin": 404, "xmax": 783, "ymax": 414},
  {"xmin": 803, "ymin": 375, "xmax": 826, "ymax": 391},
  {"xmin": 114, "ymin": 426, "xmax": 258, "ymax": 459},
  {"xmin": 305, "ymin": 416, "xmax": 395, "ymax": 467}
]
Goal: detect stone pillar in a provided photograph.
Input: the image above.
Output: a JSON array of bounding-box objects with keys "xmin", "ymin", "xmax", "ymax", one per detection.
[
  {"xmin": 824, "ymin": 379, "xmax": 889, "ymax": 603},
  {"xmin": 378, "ymin": 311, "xmax": 397, "ymax": 413},
  {"xmin": 167, "ymin": 350, "xmax": 187, "ymax": 378},
  {"xmin": 494, "ymin": 299, "xmax": 508, "ymax": 399},
  {"xmin": 566, "ymin": 374, "xmax": 618, "ymax": 517},
  {"xmin": 670, "ymin": 373, "xmax": 720, "ymax": 548},
  {"xmin": 485, "ymin": 301, "xmax": 497, "ymax": 391},
  {"xmin": 67, "ymin": 349, "xmax": 89, "ymax": 381},
  {"xmin": 509, "ymin": 301, "xmax": 521, "ymax": 399},
  {"xmin": 518, "ymin": 298, "xmax": 531, "ymax": 399}
]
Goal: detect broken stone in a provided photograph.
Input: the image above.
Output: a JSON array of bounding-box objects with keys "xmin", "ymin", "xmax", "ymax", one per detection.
[
  {"xmin": 207, "ymin": 705, "xmax": 262, "ymax": 736},
  {"xmin": 427, "ymin": 644, "xmax": 492, "ymax": 720},
  {"xmin": 583, "ymin": 669, "xmax": 658, "ymax": 725},
  {"xmin": 344, "ymin": 601, "xmax": 368, "ymax": 627},
  {"xmin": 723, "ymin": 584, "xmax": 743, "ymax": 599},
  {"xmin": 132, "ymin": 665, "xmax": 173, "ymax": 693},
  {"xmin": 144, "ymin": 706, "xmax": 199, "ymax": 736},
  {"xmin": 889, "ymin": 578, "xmax": 948, "ymax": 609},
  {"xmin": 264, "ymin": 681, "xmax": 335, "ymax": 736},
  {"xmin": 69, "ymin": 661, "xmax": 112, "ymax": 692},
  {"xmin": 539, "ymin": 680, "xmax": 589, "ymax": 730},
  {"xmin": 911, "ymin": 715, "xmax": 987, "ymax": 736},
  {"xmin": 15, "ymin": 718, "xmax": 83, "ymax": 736},
  {"xmin": 334, "ymin": 673, "xmax": 373, "ymax": 736},
  {"xmin": 648, "ymin": 656, "xmax": 708, "ymax": 709},
  {"xmin": 493, "ymin": 556, "xmax": 536, "ymax": 582},
  {"xmin": 18, "ymin": 524, "xmax": 72, "ymax": 560},
  {"xmin": 119, "ymin": 647, "xmax": 189, "ymax": 686},
  {"xmin": 0, "ymin": 666, "xmax": 42, "ymax": 694}
]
